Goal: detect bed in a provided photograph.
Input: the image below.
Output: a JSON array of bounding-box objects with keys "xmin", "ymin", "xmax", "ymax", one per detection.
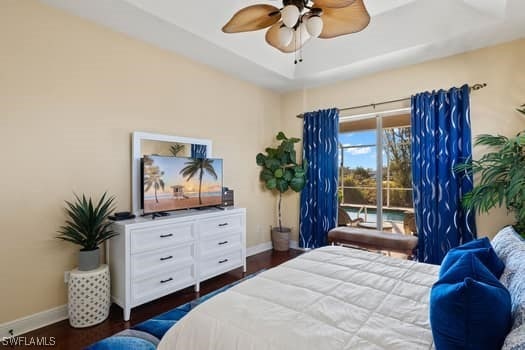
[
  {"xmin": 158, "ymin": 226, "xmax": 525, "ymax": 350},
  {"xmin": 158, "ymin": 246, "xmax": 440, "ymax": 350}
]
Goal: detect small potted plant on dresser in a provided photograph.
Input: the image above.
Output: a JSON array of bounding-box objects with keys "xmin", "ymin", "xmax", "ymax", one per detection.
[
  {"xmin": 256, "ymin": 132, "xmax": 307, "ymax": 251},
  {"xmin": 57, "ymin": 192, "xmax": 117, "ymax": 270}
]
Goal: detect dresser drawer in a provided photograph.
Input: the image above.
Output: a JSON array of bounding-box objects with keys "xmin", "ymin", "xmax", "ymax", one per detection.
[
  {"xmin": 200, "ymin": 232, "xmax": 241, "ymax": 257},
  {"xmin": 199, "ymin": 215, "xmax": 242, "ymax": 238},
  {"xmin": 130, "ymin": 222, "xmax": 193, "ymax": 254},
  {"xmin": 200, "ymin": 249, "xmax": 243, "ymax": 280},
  {"xmin": 132, "ymin": 265, "xmax": 195, "ymax": 305},
  {"xmin": 131, "ymin": 243, "xmax": 195, "ymax": 279}
]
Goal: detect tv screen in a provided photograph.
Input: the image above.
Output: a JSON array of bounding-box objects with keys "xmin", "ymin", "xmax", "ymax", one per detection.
[{"xmin": 142, "ymin": 155, "xmax": 223, "ymax": 214}]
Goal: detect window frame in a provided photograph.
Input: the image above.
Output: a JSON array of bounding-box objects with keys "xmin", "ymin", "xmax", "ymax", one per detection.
[{"xmin": 338, "ymin": 108, "xmax": 411, "ymax": 230}]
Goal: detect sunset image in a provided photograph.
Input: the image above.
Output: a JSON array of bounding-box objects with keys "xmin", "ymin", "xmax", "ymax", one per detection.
[{"xmin": 143, "ymin": 155, "xmax": 223, "ymax": 213}]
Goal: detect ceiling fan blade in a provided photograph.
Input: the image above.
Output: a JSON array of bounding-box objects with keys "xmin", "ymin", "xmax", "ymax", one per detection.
[
  {"xmin": 265, "ymin": 21, "xmax": 308, "ymax": 53},
  {"xmin": 314, "ymin": 0, "xmax": 370, "ymax": 38},
  {"xmin": 222, "ymin": 5, "xmax": 281, "ymax": 33},
  {"xmin": 312, "ymin": 0, "xmax": 356, "ymax": 8}
]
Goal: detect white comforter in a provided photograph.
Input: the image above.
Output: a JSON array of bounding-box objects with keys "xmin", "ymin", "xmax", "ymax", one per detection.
[{"xmin": 158, "ymin": 246, "xmax": 439, "ymax": 350}]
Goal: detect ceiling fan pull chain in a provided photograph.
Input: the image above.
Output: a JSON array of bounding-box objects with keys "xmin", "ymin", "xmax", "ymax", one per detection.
[
  {"xmin": 299, "ymin": 22, "xmax": 303, "ymax": 63},
  {"xmin": 294, "ymin": 28, "xmax": 298, "ymax": 64}
]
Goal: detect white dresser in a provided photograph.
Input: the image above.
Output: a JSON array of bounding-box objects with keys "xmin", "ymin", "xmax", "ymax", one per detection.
[{"xmin": 108, "ymin": 207, "xmax": 246, "ymax": 320}]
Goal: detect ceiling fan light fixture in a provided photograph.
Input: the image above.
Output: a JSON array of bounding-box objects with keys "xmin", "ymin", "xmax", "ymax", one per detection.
[
  {"xmin": 281, "ymin": 5, "xmax": 300, "ymax": 28},
  {"xmin": 306, "ymin": 15, "xmax": 323, "ymax": 38},
  {"xmin": 222, "ymin": 0, "xmax": 371, "ymax": 61},
  {"xmin": 278, "ymin": 25, "xmax": 294, "ymax": 46}
]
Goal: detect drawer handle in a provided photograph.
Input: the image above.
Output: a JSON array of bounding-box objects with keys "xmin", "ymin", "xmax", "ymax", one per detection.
[
  {"xmin": 218, "ymin": 223, "xmax": 229, "ymax": 227},
  {"xmin": 160, "ymin": 277, "xmax": 173, "ymax": 284},
  {"xmin": 218, "ymin": 259, "xmax": 229, "ymax": 264},
  {"xmin": 218, "ymin": 241, "xmax": 229, "ymax": 245},
  {"xmin": 160, "ymin": 255, "xmax": 173, "ymax": 261},
  {"xmin": 160, "ymin": 234, "xmax": 173, "ymax": 238}
]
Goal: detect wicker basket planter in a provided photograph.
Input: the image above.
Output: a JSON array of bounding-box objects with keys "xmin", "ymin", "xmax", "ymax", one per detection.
[{"xmin": 271, "ymin": 227, "xmax": 291, "ymax": 251}]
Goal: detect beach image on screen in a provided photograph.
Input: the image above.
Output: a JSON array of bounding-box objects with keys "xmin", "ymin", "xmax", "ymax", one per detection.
[{"xmin": 143, "ymin": 155, "xmax": 223, "ymax": 213}]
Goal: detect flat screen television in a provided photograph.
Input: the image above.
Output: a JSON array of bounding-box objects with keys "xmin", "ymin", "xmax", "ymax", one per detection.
[{"xmin": 141, "ymin": 155, "xmax": 223, "ymax": 214}]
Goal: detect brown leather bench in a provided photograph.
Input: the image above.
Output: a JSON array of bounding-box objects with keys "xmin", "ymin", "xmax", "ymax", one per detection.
[{"xmin": 328, "ymin": 227, "xmax": 418, "ymax": 259}]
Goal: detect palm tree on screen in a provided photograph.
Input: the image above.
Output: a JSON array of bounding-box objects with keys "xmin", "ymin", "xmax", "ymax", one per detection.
[
  {"xmin": 143, "ymin": 158, "xmax": 165, "ymax": 203},
  {"xmin": 180, "ymin": 158, "xmax": 218, "ymax": 205}
]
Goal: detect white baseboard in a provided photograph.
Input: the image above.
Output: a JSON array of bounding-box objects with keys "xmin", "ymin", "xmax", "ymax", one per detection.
[
  {"xmin": 2, "ymin": 242, "xmax": 303, "ymax": 337},
  {"xmin": 246, "ymin": 240, "xmax": 301, "ymax": 257},
  {"xmin": 0, "ymin": 304, "xmax": 68, "ymax": 338},
  {"xmin": 290, "ymin": 240, "xmax": 310, "ymax": 251},
  {"xmin": 246, "ymin": 242, "xmax": 272, "ymax": 256}
]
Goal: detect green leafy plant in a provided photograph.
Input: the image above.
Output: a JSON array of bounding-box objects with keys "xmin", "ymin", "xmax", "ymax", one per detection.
[
  {"xmin": 256, "ymin": 132, "xmax": 307, "ymax": 232},
  {"xmin": 180, "ymin": 158, "xmax": 218, "ymax": 205},
  {"xmin": 56, "ymin": 193, "xmax": 117, "ymax": 251},
  {"xmin": 169, "ymin": 143, "xmax": 185, "ymax": 156},
  {"xmin": 456, "ymin": 106, "xmax": 525, "ymax": 237},
  {"xmin": 518, "ymin": 104, "xmax": 525, "ymax": 115}
]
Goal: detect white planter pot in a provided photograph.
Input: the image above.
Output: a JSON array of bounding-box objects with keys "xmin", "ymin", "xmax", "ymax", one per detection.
[{"xmin": 78, "ymin": 248, "xmax": 100, "ymax": 271}]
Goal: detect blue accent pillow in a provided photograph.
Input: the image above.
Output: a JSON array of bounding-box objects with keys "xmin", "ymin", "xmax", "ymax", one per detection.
[
  {"xmin": 430, "ymin": 253, "xmax": 512, "ymax": 350},
  {"xmin": 440, "ymin": 237, "xmax": 505, "ymax": 279}
]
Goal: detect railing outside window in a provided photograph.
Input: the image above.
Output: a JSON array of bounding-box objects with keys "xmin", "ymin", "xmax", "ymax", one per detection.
[{"xmin": 339, "ymin": 126, "xmax": 413, "ymax": 221}]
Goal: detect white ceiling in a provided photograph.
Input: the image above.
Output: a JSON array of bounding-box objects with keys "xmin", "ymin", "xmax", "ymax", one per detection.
[{"xmin": 41, "ymin": 0, "xmax": 525, "ymax": 92}]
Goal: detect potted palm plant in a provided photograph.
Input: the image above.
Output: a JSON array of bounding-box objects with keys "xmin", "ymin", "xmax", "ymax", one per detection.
[
  {"xmin": 455, "ymin": 105, "xmax": 525, "ymax": 237},
  {"xmin": 57, "ymin": 192, "xmax": 117, "ymax": 271},
  {"xmin": 169, "ymin": 143, "xmax": 185, "ymax": 156},
  {"xmin": 256, "ymin": 132, "xmax": 307, "ymax": 251}
]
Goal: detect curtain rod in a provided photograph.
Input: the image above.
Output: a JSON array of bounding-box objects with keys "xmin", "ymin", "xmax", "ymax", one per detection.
[{"xmin": 295, "ymin": 83, "xmax": 487, "ymax": 119}]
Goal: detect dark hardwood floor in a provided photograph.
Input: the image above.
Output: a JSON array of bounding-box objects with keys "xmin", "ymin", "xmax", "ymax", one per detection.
[{"xmin": 13, "ymin": 249, "xmax": 302, "ymax": 350}]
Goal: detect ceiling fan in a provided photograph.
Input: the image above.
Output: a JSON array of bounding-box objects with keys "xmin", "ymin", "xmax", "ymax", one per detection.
[{"xmin": 222, "ymin": 0, "xmax": 370, "ymax": 62}]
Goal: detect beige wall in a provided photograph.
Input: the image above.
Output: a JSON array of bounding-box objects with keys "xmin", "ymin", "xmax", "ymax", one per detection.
[
  {"xmin": 281, "ymin": 39, "xmax": 525, "ymax": 242},
  {"xmin": 0, "ymin": 1, "xmax": 281, "ymax": 323}
]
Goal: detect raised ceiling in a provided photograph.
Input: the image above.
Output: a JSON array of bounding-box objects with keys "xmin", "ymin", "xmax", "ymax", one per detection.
[{"xmin": 41, "ymin": 0, "xmax": 525, "ymax": 91}]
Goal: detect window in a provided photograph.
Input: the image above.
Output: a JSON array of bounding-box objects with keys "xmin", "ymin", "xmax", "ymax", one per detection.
[{"xmin": 338, "ymin": 114, "xmax": 413, "ymax": 233}]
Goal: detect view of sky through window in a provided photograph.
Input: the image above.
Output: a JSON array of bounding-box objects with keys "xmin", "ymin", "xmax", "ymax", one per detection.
[{"xmin": 339, "ymin": 130, "xmax": 387, "ymax": 169}]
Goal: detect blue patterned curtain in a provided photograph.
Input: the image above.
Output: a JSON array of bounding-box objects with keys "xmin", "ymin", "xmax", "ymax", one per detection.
[
  {"xmin": 191, "ymin": 144, "xmax": 207, "ymax": 159},
  {"xmin": 411, "ymin": 84, "xmax": 476, "ymax": 265},
  {"xmin": 299, "ymin": 108, "xmax": 339, "ymax": 249}
]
